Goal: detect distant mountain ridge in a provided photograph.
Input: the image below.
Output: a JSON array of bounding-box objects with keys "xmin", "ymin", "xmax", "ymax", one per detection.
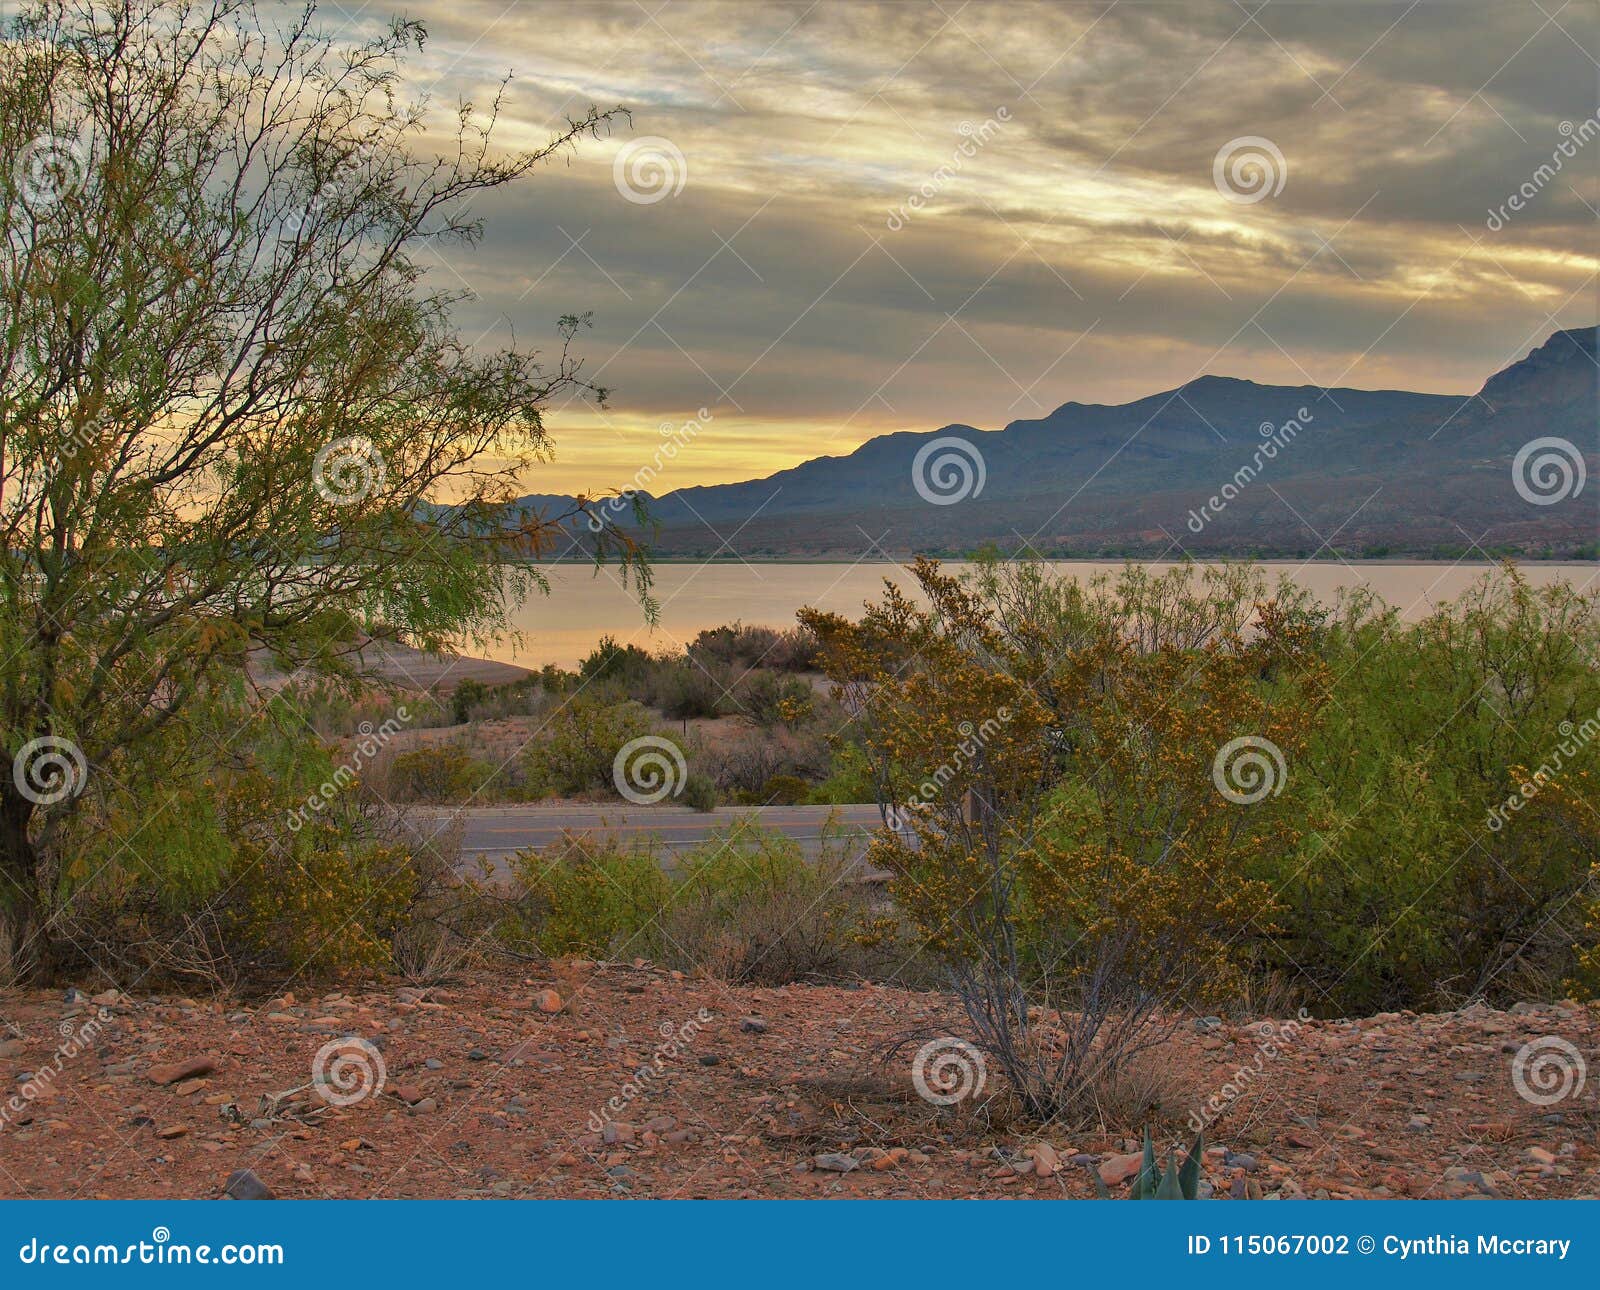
[{"xmin": 524, "ymin": 328, "xmax": 1598, "ymax": 559}]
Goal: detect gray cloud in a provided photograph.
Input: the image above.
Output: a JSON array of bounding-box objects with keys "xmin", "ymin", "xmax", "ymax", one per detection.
[{"xmin": 331, "ymin": 0, "xmax": 1597, "ymax": 489}]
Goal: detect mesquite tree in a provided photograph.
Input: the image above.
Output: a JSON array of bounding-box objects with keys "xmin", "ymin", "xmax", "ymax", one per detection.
[{"xmin": 0, "ymin": 0, "xmax": 638, "ymax": 973}]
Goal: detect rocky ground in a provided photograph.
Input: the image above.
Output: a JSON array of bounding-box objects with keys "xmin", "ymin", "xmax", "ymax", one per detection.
[{"xmin": 0, "ymin": 965, "xmax": 1594, "ymax": 1200}]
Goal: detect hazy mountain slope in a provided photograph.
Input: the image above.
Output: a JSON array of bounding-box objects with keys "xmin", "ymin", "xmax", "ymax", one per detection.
[{"xmin": 526, "ymin": 328, "xmax": 1597, "ymax": 558}]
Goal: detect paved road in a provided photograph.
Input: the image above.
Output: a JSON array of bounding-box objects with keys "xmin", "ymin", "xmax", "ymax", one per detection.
[{"xmin": 406, "ymin": 802, "xmax": 887, "ymax": 876}]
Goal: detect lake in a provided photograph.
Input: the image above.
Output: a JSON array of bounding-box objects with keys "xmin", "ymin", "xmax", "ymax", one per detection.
[{"xmin": 473, "ymin": 560, "xmax": 1599, "ymax": 671}]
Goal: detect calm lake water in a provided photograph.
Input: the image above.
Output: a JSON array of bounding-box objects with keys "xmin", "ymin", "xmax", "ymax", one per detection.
[{"xmin": 480, "ymin": 561, "xmax": 1599, "ymax": 671}]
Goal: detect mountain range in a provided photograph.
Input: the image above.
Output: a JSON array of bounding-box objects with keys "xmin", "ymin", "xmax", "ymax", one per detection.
[{"xmin": 525, "ymin": 327, "xmax": 1598, "ymax": 560}]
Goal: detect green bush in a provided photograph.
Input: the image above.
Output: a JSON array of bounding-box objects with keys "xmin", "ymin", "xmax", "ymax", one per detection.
[
  {"xmin": 522, "ymin": 698, "xmax": 654, "ymax": 797},
  {"xmin": 503, "ymin": 835, "xmax": 671, "ymax": 957},
  {"xmin": 1267, "ymin": 572, "xmax": 1600, "ymax": 1012},
  {"xmin": 680, "ymin": 771, "xmax": 719, "ymax": 812},
  {"xmin": 387, "ymin": 746, "xmax": 493, "ymax": 802}
]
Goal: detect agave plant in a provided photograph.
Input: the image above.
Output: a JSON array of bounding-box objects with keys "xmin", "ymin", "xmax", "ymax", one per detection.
[{"xmin": 1091, "ymin": 1128, "xmax": 1206, "ymax": 1199}]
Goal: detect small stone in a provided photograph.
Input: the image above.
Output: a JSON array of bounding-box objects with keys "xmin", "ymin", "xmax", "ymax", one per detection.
[
  {"xmin": 1098, "ymin": 1153, "xmax": 1142, "ymax": 1187},
  {"xmin": 174, "ymin": 1078, "xmax": 209, "ymax": 1096},
  {"xmin": 739, "ymin": 1016, "xmax": 768, "ymax": 1034},
  {"xmin": 1029, "ymin": 1143, "xmax": 1060, "ymax": 1178},
  {"xmin": 147, "ymin": 1057, "xmax": 216, "ymax": 1085},
  {"xmin": 1194, "ymin": 1016, "xmax": 1224, "ymax": 1032},
  {"xmin": 533, "ymin": 989, "xmax": 563, "ymax": 1014},
  {"xmin": 467, "ymin": 1049, "xmax": 487, "ymax": 1061},
  {"xmin": 424, "ymin": 1058, "xmax": 444, "ymax": 1071},
  {"xmin": 223, "ymin": 1169, "xmax": 273, "ymax": 1200},
  {"xmin": 407, "ymin": 1097, "xmax": 438, "ymax": 1115},
  {"xmin": 813, "ymin": 1152, "xmax": 858, "ymax": 1173},
  {"xmin": 1524, "ymin": 1146, "xmax": 1557, "ymax": 1165},
  {"xmin": 391, "ymin": 1083, "xmax": 425, "ymax": 1106},
  {"xmin": 698, "ymin": 1054, "xmax": 721, "ymax": 1066},
  {"xmin": 155, "ymin": 1124, "xmax": 188, "ymax": 1139}
]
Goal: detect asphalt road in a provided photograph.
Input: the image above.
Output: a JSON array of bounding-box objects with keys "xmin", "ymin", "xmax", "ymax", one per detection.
[{"xmin": 406, "ymin": 802, "xmax": 887, "ymax": 876}]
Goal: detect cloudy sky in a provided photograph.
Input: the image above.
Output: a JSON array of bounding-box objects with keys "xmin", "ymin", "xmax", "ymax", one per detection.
[{"xmin": 344, "ymin": 0, "xmax": 1596, "ymax": 493}]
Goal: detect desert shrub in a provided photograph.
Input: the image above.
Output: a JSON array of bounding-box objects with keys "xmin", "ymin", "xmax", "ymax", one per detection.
[
  {"xmin": 688, "ymin": 622, "xmax": 819, "ymax": 674},
  {"xmin": 578, "ymin": 635, "xmax": 658, "ymax": 696},
  {"xmin": 654, "ymin": 658, "xmax": 728, "ymax": 720},
  {"xmin": 451, "ymin": 678, "xmax": 489, "ymax": 725},
  {"xmin": 807, "ymin": 740, "xmax": 879, "ymax": 804},
  {"xmin": 1268, "ymin": 571, "xmax": 1600, "ymax": 1012},
  {"xmin": 736, "ymin": 670, "xmax": 815, "ymax": 728},
  {"xmin": 502, "ymin": 835, "xmax": 671, "ymax": 957},
  {"xmin": 521, "ymin": 698, "xmax": 654, "ymax": 797},
  {"xmin": 680, "ymin": 771, "xmax": 720, "ymax": 812},
  {"xmin": 804, "ymin": 557, "xmax": 1327, "ymax": 1121},
  {"xmin": 50, "ymin": 721, "xmax": 459, "ymax": 987},
  {"xmin": 387, "ymin": 746, "xmax": 495, "ymax": 803},
  {"xmin": 696, "ymin": 726, "xmax": 833, "ymax": 795},
  {"xmin": 497, "ymin": 822, "xmax": 901, "ymax": 984},
  {"xmin": 660, "ymin": 823, "xmax": 886, "ymax": 983},
  {"xmin": 758, "ymin": 774, "xmax": 810, "ymax": 804}
]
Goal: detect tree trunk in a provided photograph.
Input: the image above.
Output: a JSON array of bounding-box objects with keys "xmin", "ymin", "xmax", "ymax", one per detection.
[{"xmin": 0, "ymin": 785, "xmax": 42, "ymax": 980}]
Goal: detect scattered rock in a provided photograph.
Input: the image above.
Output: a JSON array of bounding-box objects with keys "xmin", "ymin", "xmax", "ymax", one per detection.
[
  {"xmin": 813, "ymin": 1152, "xmax": 858, "ymax": 1173},
  {"xmin": 739, "ymin": 1017, "xmax": 768, "ymax": 1034},
  {"xmin": 1098, "ymin": 1153, "xmax": 1143, "ymax": 1187},
  {"xmin": 1029, "ymin": 1143, "xmax": 1060, "ymax": 1178},
  {"xmin": 147, "ymin": 1057, "xmax": 216, "ymax": 1086},
  {"xmin": 223, "ymin": 1169, "xmax": 273, "ymax": 1200},
  {"xmin": 533, "ymin": 989, "xmax": 563, "ymax": 1015}
]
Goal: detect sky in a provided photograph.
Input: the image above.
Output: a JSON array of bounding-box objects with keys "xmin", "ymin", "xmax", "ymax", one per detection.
[{"xmin": 336, "ymin": 0, "xmax": 1597, "ymax": 494}]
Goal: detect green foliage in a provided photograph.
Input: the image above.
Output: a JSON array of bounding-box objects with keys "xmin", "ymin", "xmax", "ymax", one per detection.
[
  {"xmin": 1095, "ymin": 1129, "xmax": 1206, "ymax": 1199},
  {"xmin": 451, "ymin": 679, "xmax": 490, "ymax": 725},
  {"xmin": 0, "ymin": 0, "xmax": 642, "ymax": 973},
  {"xmin": 503, "ymin": 836, "xmax": 671, "ymax": 958},
  {"xmin": 388, "ymin": 746, "xmax": 493, "ymax": 803},
  {"xmin": 1275, "ymin": 570, "xmax": 1600, "ymax": 1011},
  {"xmin": 501, "ymin": 822, "xmax": 890, "ymax": 984},
  {"xmin": 522, "ymin": 698, "xmax": 654, "ymax": 797},
  {"xmin": 579, "ymin": 636, "xmax": 658, "ymax": 693},
  {"xmin": 680, "ymin": 771, "xmax": 719, "ymax": 812}
]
